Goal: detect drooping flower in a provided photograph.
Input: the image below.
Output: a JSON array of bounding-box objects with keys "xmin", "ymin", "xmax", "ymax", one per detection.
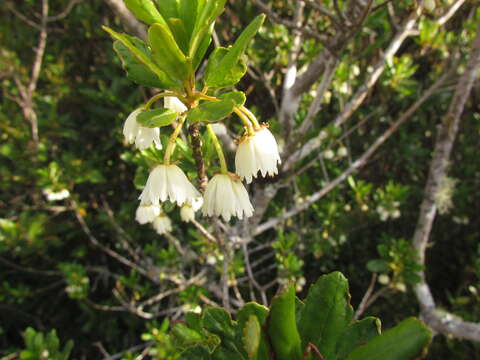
[
  {"xmin": 123, "ymin": 108, "xmax": 162, "ymax": 150},
  {"xmin": 135, "ymin": 203, "xmax": 161, "ymax": 224},
  {"xmin": 164, "ymin": 96, "xmax": 187, "ymax": 113},
  {"xmin": 235, "ymin": 125, "xmax": 281, "ymax": 184},
  {"xmin": 139, "ymin": 164, "xmax": 201, "ymax": 206},
  {"xmin": 202, "ymin": 173, "xmax": 254, "ymax": 222},
  {"xmin": 152, "ymin": 213, "xmax": 172, "ymax": 235},
  {"xmin": 43, "ymin": 188, "xmax": 70, "ymax": 201},
  {"xmin": 180, "ymin": 197, "xmax": 203, "ymax": 222}
]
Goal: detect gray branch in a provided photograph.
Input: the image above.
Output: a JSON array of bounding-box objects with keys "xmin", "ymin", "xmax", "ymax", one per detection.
[
  {"xmin": 412, "ymin": 23, "xmax": 480, "ymax": 342},
  {"xmin": 104, "ymin": 0, "xmax": 147, "ymax": 40}
]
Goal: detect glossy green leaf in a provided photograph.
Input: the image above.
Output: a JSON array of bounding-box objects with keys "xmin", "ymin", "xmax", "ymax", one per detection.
[
  {"xmin": 124, "ymin": 0, "xmax": 168, "ymax": 26},
  {"xmin": 113, "ymin": 41, "xmax": 166, "ymax": 88},
  {"xmin": 188, "ymin": 98, "xmax": 235, "ymax": 123},
  {"xmin": 154, "ymin": 0, "xmax": 179, "ymax": 19},
  {"xmin": 335, "ymin": 317, "xmax": 381, "ymax": 359},
  {"xmin": 136, "ymin": 108, "xmax": 178, "ymax": 128},
  {"xmin": 190, "ymin": 0, "xmax": 226, "ymax": 57},
  {"xmin": 345, "ymin": 318, "xmax": 432, "ymax": 360},
  {"xmin": 179, "ymin": 0, "xmax": 199, "ymax": 40},
  {"xmin": 192, "ymin": 25, "xmax": 213, "ymax": 70},
  {"xmin": 168, "ymin": 18, "xmax": 189, "ymax": 54},
  {"xmin": 204, "ymin": 14, "xmax": 265, "ymax": 87},
  {"xmin": 267, "ymin": 283, "xmax": 302, "ymax": 360},
  {"xmin": 220, "ymin": 91, "xmax": 246, "ymax": 107},
  {"xmin": 204, "ymin": 47, "xmax": 246, "ymax": 88},
  {"xmin": 148, "ymin": 23, "xmax": 191, "ymax": 83},
  {"xmin": 103, "ymin": 27, "xmax": 177, "ymax": 88},
  {"xmin": 298, "ymin": 272, "xmax": 354, "ymax": 360},
  {"xmin": 237, "ymin": 303, "xmax": 269, "ymax": 360}
]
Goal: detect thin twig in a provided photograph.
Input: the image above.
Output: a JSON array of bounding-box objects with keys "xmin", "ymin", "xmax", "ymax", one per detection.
[
  {"xmin": 256, "ymin": 70, "xmax": 452, "ymax": 235},
  {"xmin": 354, "ymin": 273, "xmax": 377, "ymax": 320}
]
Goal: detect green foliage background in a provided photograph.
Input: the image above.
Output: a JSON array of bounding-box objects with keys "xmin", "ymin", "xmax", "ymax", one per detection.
[{"xmin": 1, "ymin": 0, "xmax": 479, "ymax": 358}]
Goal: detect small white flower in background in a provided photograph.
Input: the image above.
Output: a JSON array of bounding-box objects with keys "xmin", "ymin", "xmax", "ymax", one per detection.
[
  {"xmin": 123, "ymin": 108, "xmax": 162, "ymax": 150},
  {"xmin": 203, "ymin": 173, "xmax": 254, "ymax": 222},
  {"xmin": 164, "ymin": 96, "xmax": 187, "ymax": 113},
  {"xmin": 152, "ymin": 213, "xmax": 172, "ymax": 235},
  {"xmin": 235, "ymin": 125, "xmax": 281, "ymax": 184},
  {"xmin": 378, "ymin": 274, "xmax": 390, "ymax": 285},
  {"xmin": 135, "ymin": 203, "xmax": 161, "ymax": 224},
  {"xmin": 139, "ymin": 164, "xmax": 201, "ymax": 206},
  {"xmin": 323, "ymin": 149, "xmax": 335, "ymax": 159},
  {"xmin": 180, "ymin": 197, "xmax": 203, "ymax": 222},
  {"xmin": 43, "ymin": 188, "xmax": 70, "ymax": 201},
  {"xmin": 337, "ymin": 146, "xmax": 348, "ymax": 158}
]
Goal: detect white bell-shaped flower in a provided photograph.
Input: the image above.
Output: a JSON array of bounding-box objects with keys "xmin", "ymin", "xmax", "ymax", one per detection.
[
  {"xmin": 139, "ymin": 164, "xmax": 201, "ymax": 206},
  {"xmin": 180, "ymin": 197, "xmax": 203, "ymax": 222},
  {"xmin": 235, "ymin": 125, "xmax": 281, "ymax": 183},
  {"xmin": 153, "ymin": 213, "xmax": 172, "ymax": 235},
  {"xmin": 123, "ymin": 108, "xmax": 162, "ymax": 150},
  {"xmin": 202, "ymin": 173, "xmax": 254, "ymax": 222},
  {"xmin": 135, "ymin": 203, "xmax": 161, "ymax": 224},
  {"xmin": 164, "ymin": 96, "xmax": 187, "ymax": 113}
]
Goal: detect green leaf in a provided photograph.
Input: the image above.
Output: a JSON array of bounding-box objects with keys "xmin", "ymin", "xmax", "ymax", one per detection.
[
  {"xmin": 179, "ymin": 345, "xmax": 212, "ymax": 360},
  {"xmin": 237, "ymin": 303, "xmax": 269, "ymax": 360},
  {"xmin": 192, "ymin": 26, "xmax": 213, "ymax": 70},
  {"xmin": 220, "ymin": 91, "xmax": 246, "ymax": 107},
  {"xmin": 103, "ymin": 27, "xmax": 177, "ymax": 88},
  {"xmin": 154, "ymin": 0, "xmax": 179, "ymax": 19},
  {"xmin": 148, "ymin": 23, "xmax": 192, "ymax": 83},
  {"xmin": 179, "ymin": 0, "xmax": 200, "ymax": 40},
  {"xmin": 168, "ymin": 18, "xmax": 190, "ymax": 54},
  {"xmin": 124, "ymin": 0, "xmax": 168, "ymax": 26},
  {"xmin": 367, "ymin": 259, "xmax": 391, "ymax": 273},
  {"xmin": 188, "ymin": 98, "xmax": 235, "ymax": 123},
  {"xmin": 113, "ymin": 41, "xmax": 167, "ymax": 88},
  {"xmin": 172, "ymin": 323, "xmax": 204, "ymax": 343},
  {"xmin": 298, "ymin": 272, "xmax": 354, "ymax": 360},
  {"xmin": 136, "ymin": 108, "xmax": 178, "ymax": 128},
  {"xmin": 267, "ymin": 283, "xmax": 302, "ymax": 360},
  {"xmin": 190, "ymin": 0, "xmax": 227, "ymax": 58},
  {"xmin": 204, "ymin": 47, "xmax": 246, "ymax": 88},
  {"xmin": 345, "ymin": 318, "xmax": 432, "ymax": 360},
  {"xmin": 335, "ymin": 317, "xmax": 381, "ymax": 359},
  {"xmin": 242, "ymin": 316, "xmax": 260, "ymax": 360},
  {"xmin": 203, "ymin": 307, "xmax": 236, "ymax": 340},
  {"xmin": 204, "ymin": 14, "xmax": 265, "ymax": 87}
]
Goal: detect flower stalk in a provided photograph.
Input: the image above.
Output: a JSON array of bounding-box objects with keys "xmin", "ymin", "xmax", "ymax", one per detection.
[
  {"xmin": 239, "ymin": 105, "xmax": 261, "ymax": 129},
  {"xmin": 233, "ymin": 107, "xmax": 255, "ymax": 136},
  {"xmin": 207, "ymin": 124, "xmax": 228, "ymax": 174},
  {"xmin": 164, "ymin": 114, "xmax": 187, "ymax": 165}
]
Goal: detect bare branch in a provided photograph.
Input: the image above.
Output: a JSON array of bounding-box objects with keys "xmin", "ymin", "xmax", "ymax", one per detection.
[
  {"xmin": 47, "ymin": 0, "xmax": 82, "ymax": 22},
  {"xmin": 255, "ymin": 70, "xmax": 451, "ymax": 236},
  {"xmin": 438, "ymin": 0, "xmax": 467, "ymax": 26},
  {"xmin": 104, "ymin": 0, "xmax": 147, "ymax": 40},
  {"xmin": 412, "ymin": 23, "xmax": 480, "ymax": 341}
]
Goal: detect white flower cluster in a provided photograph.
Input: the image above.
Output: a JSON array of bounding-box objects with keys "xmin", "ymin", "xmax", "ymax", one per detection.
[{"xmin": 123, "ymin": 98, "xmax": 282, "ymax": 232}]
